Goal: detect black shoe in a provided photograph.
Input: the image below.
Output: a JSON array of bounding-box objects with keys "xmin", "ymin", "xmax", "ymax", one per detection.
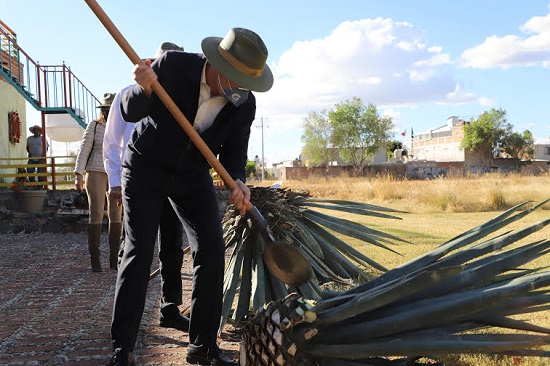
[
  {"xmin": 159, "ymin": 312, "xmax": 190, "ymax": 332},
  {"xmin": 186, "ymin": 344, "xmax": 237, "ymax": 366},
  {"xmin": 107, "ymin": 348, "xmax": 134, "ymax": 366}
]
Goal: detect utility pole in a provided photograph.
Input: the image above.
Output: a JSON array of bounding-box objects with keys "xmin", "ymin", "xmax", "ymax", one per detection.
[{"xmin": 256, "ymin": 117, "xmax": 268, "ymax": 181}]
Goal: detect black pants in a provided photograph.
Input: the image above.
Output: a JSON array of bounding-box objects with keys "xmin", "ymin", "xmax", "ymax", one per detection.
[
  {"xmin": 119, "ymin": 199, "xmax": 185, "ymax": 315},
  {"xmin": 27, "ymin": 158, "xmax": 46, "ymax": 183},
  {"xmin": 158, "ymin": 199, "xmax": 184, "ymax": 315},
  {"xmin": 111, "ymin": 162, "xmax": 224, "ymax": 352}
]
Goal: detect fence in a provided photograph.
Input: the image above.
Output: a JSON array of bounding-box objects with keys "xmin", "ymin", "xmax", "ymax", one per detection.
[{"xmin": 0, "ymin": 156, "xmax": 76, "ymax": 191}]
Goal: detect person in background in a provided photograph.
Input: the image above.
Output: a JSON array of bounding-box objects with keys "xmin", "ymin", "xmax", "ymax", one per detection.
[
  {"xmin": 75, "ymin": 93, "xmax": 122, "ymax": 273},
  {"xmin": 26, "ymin": 125, "xmax": 49, "ymax": 187},
  {"xmin": 108, "ymin": 28, "xmax": 273, "ymax": 366},
  {"xmin": 103, "ymin": 42, "xmax": 190, "ymax": 332}
]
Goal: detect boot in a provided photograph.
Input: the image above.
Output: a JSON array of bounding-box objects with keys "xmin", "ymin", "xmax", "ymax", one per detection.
[
  {"xmin": 108, "ymin": 222, "xmax": 123, "ymax": 269},
  {"xmin": 88, "ymin": 223, "xmax": 103, "ymax": 272}
]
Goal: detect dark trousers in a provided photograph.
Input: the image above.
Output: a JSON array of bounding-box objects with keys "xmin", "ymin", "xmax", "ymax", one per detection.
[
  {"xmin": 27, "ymin": 158, "xmax": 46, "ymax": 183},
  {"xmin": 158, "ymin": 199, "xmax": 184, "ymax": 315},
  {"xmin": 118, "ymin": 199, "xmax": 185, "ymax": 315},
  {"xmin": 111, "ymin": 163, "xmax": 224, "ymax": 352}
]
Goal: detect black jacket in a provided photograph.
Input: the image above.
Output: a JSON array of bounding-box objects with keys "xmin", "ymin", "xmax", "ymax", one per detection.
[{"xmin": 120, "ymin": 52, "xmax": 256, "ymax": 182}]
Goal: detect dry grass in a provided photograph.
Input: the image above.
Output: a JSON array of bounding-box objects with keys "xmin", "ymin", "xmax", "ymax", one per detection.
[
  {"xmin": 254, "ymin": 172, "xmax": 550, "ymax": 213},
  {"xmin": 251, "ymin": 172, "xmax": 550, "ymax": 366}
]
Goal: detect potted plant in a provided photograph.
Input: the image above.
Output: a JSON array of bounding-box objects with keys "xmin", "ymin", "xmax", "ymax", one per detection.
[{"xmin": 10, "ymin": 178, "xmax": 47, "ymax": 213}]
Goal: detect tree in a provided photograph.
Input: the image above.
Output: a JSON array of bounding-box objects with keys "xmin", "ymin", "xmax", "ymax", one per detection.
[
  {"xmin": 502, "ymin": 130, "xmax": 534, "ymax": 170},
  {"xmin": 330, "ymin": 97, "xmax": 394, "ymax": 175},
  {"xmin": 386, "ymin": 140, "xmax": 403, "ymax": 159},
  {"xmin": 245, "ymin": 160, "xmax": 257, "ymax": 180},
  {"xmin": 300, "ymin": 110, "xmax": 334, "ymax": 169},
  {"xmin": 461, "ymin": 108, "xmax": 513, "ymax": 167}
]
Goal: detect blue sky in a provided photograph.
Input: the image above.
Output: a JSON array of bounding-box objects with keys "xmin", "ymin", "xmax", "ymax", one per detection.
[{"xmin": 4, "ymin": 0, "xmax": 550, "ymax": 164}]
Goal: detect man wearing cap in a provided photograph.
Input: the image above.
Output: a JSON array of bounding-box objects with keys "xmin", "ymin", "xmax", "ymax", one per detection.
[
  {"xmin": 26, "ymin": 125, "xmax": 49, "ymax": 185},
  {"xmin": 108, "ymin": 28, "xmax": 273, "ymax": 366},
  {"xmin": 103, "ymin": 42, "xmax": 190, "ymax": 332}
]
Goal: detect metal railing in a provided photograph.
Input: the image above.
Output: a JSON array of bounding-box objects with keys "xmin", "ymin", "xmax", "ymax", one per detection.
[
  {"xmin": 0, "ymin": 19, "xmax": 100, "ymax": 126},
  {"xmin": 0, "ymin": 156, "xmax": 76, "ymax": 191}
]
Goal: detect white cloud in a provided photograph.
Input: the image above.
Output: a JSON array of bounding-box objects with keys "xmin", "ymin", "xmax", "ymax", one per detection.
[
  {"xmin": 254, "ymin": 17, "xmax": 487, "ymax": 163},
  {"xmin": 261, "ymin": 18, "xmax": 473, "ymax": 124},
  {"xmin": 478, "ymin": 97, "xmax": 494, "ymax": 107},
  {"xmin": 461, "ymin": 12, "xmax": 550, "ymax": 69},
  {"xmin": 438, "ymin": 84, "xmax": 479, "ymax": 105}
]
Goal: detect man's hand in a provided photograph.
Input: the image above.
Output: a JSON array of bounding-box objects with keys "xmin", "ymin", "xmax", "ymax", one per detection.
[
  {"xmin": 133, "ymin": 59, "xmax": 156, "ymax": 96},
  {"xmin": 75, "ymin": 173, "xmax": 84, "ymax": 192},
  {"xmin": 109, "ymin": 186, "xmax": 123, "ymax": 207},
  {"xmin": 229, "ymin": 179, "xmax": 251, "ymax": 216}
]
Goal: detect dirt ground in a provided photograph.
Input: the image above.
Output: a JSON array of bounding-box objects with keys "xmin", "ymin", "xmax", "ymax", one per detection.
[{"xmin": 0, "ymin": 231, "xmax": 241, "ymax": 365}]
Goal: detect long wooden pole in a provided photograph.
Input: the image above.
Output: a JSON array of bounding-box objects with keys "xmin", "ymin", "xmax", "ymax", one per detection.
[
  {"xmin": 84, "ymin": 0, "xmax": 238, "ymax": 192},
  {"xmin": 84, "ymin": 0, "xmax": 313, "ymax": 286}
]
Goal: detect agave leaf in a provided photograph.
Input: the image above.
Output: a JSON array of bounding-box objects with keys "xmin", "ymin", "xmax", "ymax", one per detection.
[
  {"xmin": 348, "ymin": 205, "xmax": 550, "ymax": 294},
  {"xmin": 307, "ymin": 334, "xmax": 550, "ymax": 358},
  {"xmin": 312, "ymin": 272, "xmax": 550, "ymax": 344},
  {"xmin": 435, "ymin": 200, "xmax": 533, "ymax": 245},
  {"xmin": 298, "ymin": 240, "xmax": 353, "ymax": 284},
  {"xmin": 304, "ymin": 222, "xmax": 371, "ymax": 280},
  {"xmin": 293, "ymin": 220, "xmax": 325, "ymax": 258},
  {"xmin": 220, "ymin": 237, "xmax": 245, "ymax": 331},
  {"xmin": 464, "ymin": 239, "xmax": 548, "ymax": 269},
  {"xmin": 401, "ymin": 240, "xmax": 550, "ymax": 303},
  {"xmin": 300, "ymin": 201, "xmax": 403, "ymax": 220},
  {"xmin": 240, "ymin": 200, "xmax": 550, "ymax": 365},
  {"xmin": 425, "ymin": 220, "xmax": 550, "ymax": 271},
  {"xmin": 303, "ymin": 211, "xmax": 402, "ymax": 255},
  {"xmin": 477, "ymin": 292, "xmax": 550, "ymax": 317},
  {"xmin": 233, "ymin": 236, "xmax": 253, "ymax": 325},
  {"xmin": 364, "ymin": 272, "xmax": 550, "ymax": 327},
  {"xmin": 295, "ymin": 278, "xmax": 323, "ymax": 301},
  {"xmin": 304, "ymin": 198, "xmax": 408, "ymax": 214},
  {"xmin": 473, "ymin": 314, "xmax": 550, "ymax": 334},
  {"xmin": 250, "ymin": 229, "xmax": 266, "ymax": 312},
  {"xmin": 316, "ymin": 266, "xmax": 464, "ymax": 327},
  {"xmin": 304, "ymin": 218, "xmax": 389, "ymax": 272},
  {"xmin": 304, "ymin": 209, "xmax": 409, "ymax": 244}
]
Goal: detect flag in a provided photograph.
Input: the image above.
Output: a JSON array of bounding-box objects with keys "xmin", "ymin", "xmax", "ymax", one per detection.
[{"xmin": 401, "ymin": 131, "xmax": 406, "ymax": 137}]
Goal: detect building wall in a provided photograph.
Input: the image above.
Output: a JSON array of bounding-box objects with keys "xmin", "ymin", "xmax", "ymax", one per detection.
[
  {"xmin": 410, "ymin": 121, "xmax": 466, "ymax": 162},
  {"xmin": 534, "ymin": 144, "xmax": 550, "ymax": 161},
  {"xmin": 0, "ymin": 79, "xmax": 27, "ymax": 185},
  {"xmin": 274, "ymin": 160, "xmax": 548, "ymax": 181},
  {"xmin": 0, "ymin": 79, "xmax": 27, "ymax": 159}
]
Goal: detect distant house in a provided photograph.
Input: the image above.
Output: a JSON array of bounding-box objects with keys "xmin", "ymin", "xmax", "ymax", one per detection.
[
  {"xmin": 534, "ymin": 138, "xmax": 550, "ymax": 162},
  {"xmin": 406, "ymin": 116, "xmax": 515, "ymax": 169},
  {"xmin": 408, "ymin": 116, "xmax": 472, "ymax": 163}
]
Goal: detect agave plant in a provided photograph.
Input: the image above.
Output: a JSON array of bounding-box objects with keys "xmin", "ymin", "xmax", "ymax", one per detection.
[
  {"xmin": 220, "ymin": 186, "xmax": 409, "ymax": 330},
  {"xmin": 240, "ymin": 200, "xmax": 550, "ymax": 365}
]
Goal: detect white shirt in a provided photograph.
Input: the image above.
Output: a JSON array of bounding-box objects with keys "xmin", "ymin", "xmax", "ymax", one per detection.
[
  {"xmin": 103, "ymin": 64, "xmax": 227, "ymax": 187},
  {"xmin": 103, "ymin": 84, "xmax": 138, "ymax": 188},
  {"xmin": 193, "ymin": 62, "xmax": 228, "ymax": 134}
]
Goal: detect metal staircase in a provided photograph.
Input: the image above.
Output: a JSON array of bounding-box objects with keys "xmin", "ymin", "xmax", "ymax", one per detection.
[{"xmin": 0, "ymin": 20, "xmax": 100, "ymax": 129}]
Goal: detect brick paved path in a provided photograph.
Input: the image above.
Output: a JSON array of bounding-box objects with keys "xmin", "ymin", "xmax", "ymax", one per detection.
[{"xmin": 0, "ymin": 232, "xmax": 240, "ymax": 365}]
